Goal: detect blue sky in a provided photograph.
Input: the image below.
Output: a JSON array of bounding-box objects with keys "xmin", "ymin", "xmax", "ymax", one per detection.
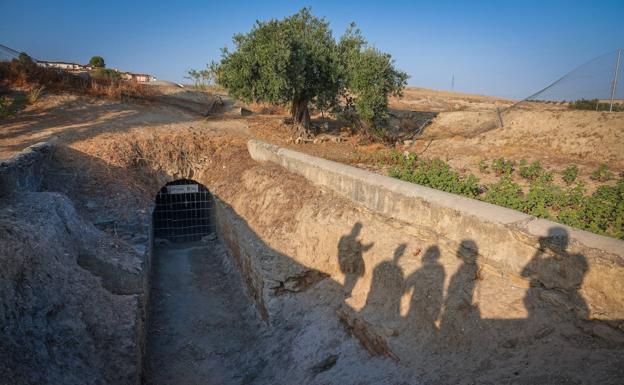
[{"xmin": 1, "ymin": 0, "xmax": 623, "ymax": 98}]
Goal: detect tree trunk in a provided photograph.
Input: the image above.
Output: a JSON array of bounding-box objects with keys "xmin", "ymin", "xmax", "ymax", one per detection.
[{"xmin": 291, "ymin": 98, "xmax": 314, "ymax": 138}]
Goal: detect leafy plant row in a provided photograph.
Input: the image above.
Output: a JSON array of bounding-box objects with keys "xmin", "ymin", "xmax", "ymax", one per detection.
[{"xmin": 388, "ymin": 155, "xmax": 623, "ymax": 239}]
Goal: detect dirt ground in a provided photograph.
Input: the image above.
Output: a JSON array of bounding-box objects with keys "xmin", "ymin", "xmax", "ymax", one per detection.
[
  {"xmin": 145, "ymin": 241, "xmax": 268, "ymax": 384},
  {"xmin": 248, "ymin": 87, "xmax": 623, "ymax": 192},
  {"xmin": 2, "ymin": 85, "xmax": 623, "ymax": 384},
  {"xmin": 1, "ymin": 84, "xmax": 622, "ymax": 224}
]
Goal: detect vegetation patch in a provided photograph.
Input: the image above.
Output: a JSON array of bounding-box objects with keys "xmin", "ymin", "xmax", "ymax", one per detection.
[
  {"xmin": 568, "ymin": 98, "xmax": 624, "ymax": 112},
  {"xmin": 590, "ymin": 163, "xmax": 614, "ymax": 182},
  {"xmin": 491, "ymin": 158, "xmax": 515, "ymax": 176},
  {"xmin": 389, "ymin": 157, "xmax": 480, "ymax": 198},
  {"xmin": 387, "ymin": 155, "xmax": 624, "ymax": 239},
  {"xmin": 561, "ymin": 164, "xmax": 578, "ymax": 184},
  {"xmin": 0, "ymin": 53, "xmax": 152, "ymax": 101}
]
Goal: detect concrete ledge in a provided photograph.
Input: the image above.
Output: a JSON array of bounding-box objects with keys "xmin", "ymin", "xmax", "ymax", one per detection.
[
  {"xmin": 0, "ymin": 138, "xmax": 57, "ymax": 197},
  {"xmin": 248, "ymin": 139, "xmax": 624, "ymax": 319}
]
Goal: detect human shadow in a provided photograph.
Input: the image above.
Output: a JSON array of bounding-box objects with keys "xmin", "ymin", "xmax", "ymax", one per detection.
[
  {"xmin": 337, "ymin": 222, "xmax": 373, "ymax": 297},
  {"xmin": 521, "ymin": 227, "xmax": 589, "ymax": 322},
  {"xmin": 439, "ymin": 240, "xmax": 481, "ymax": 339},
  {"xmin": 404, "ymin": 245, "xmax": 445, "ymax": 335},
  {"xmin": 361, "ymin": 244, "xmax": 407, "ymax": 326}
]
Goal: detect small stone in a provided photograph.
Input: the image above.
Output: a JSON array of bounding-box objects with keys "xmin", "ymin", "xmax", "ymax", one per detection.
[{"xmin": 403, "ymin": 140, "xmax": 414, "ymax": 146}]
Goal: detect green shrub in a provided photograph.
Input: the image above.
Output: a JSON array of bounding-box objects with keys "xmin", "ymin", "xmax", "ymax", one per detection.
[
  {"xmin": 561, "ymin": 164, "xmax": 578, "ymax": 184},
  {"xmin": 558, "ymin": 180, "xmax": 623, "ymax": 238},
  {"xmin": 491, "ymin": 158, "xmax": 514, "ymax": 176},
  {"xmin": 590, "ymin": 164, "xmax": 614, "ymax": 182},
  {"xmin": 90, "ymin": 68, "xmax": 121, "ymax": 80},
  {"xmin": 389, "ymin": 154, "xmax": 624, "ymax": 239},
  {"xmin": 0, "ymin": 96, "xmax": 11, "ymax": 116},
  {"xmin": 482, "ymin": 176, "xmax": 523, "ymax": 210},
  {"xmin": 522, "ymin": 179, "xmax": 562, "ymax": 218},
  {"xmin": 519, "ymin": 160, "xmax": 546, "ymax": 181},
  {"xmin": 389, "ymin": 158, "xmax": 480, "ymax": 197},
  {"xmin": 568, "ymin": 98, "xmax": 624, "ymax": 112}
]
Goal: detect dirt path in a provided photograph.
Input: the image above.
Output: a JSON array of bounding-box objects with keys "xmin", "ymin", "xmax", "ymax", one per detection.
[{"xmin": 144, "ymin": 241, "xmax": 267, "ymax": 385}]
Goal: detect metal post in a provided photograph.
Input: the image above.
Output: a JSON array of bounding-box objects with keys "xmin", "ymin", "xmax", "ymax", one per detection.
[{"xmin": 609, "ymin": 48, "xmax": 622, "ymax": 112}]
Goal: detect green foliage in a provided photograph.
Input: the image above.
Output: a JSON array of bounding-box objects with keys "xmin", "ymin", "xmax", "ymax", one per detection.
[
  {"xmin": 90, "ymin": 68, "xmax": 120, "ymax": 80},
  {"xmin": 579, "ymin": 180, "xmax": 624, "ymax": 238},
  {"xmin": 561, "ymin": 164, "xmax": 578, "ymax": 184},
  {"xmin": 482, "ymin": 176, "xmax": 524, "ymax": 210},
  {"xmin": 338, "ymin": 24, "xmax": 407, "ymax": 130},
  {"xmin": 351, "ymin": 149, "xmax": 415, "ymax": 168},
  {"xmin": 214, "ymin": 8, "xmax": 407, "ymax": 136},
  {"xmin": 491, "ymin": 158, "xmax": 515, "ymax": 176},
  {"xmin": 590, "ymin": 164, "xmax": 614, "ymax": 182},
  {"xmin": 89, "ymin": 56, "xmax": 105, "ymax": 68},
  {"xmin": 519, "ymin": 160, "xmax": 547, "ymax": 181},
  {"xmin": 568, "ymin": 98, "xmax": 623, "ymax": 112},
  {"xmin": 0, "ymin": 96, "xmax": 11, "ymax": 116},
  {"xmin": 522, "ymin": 179, "xmax": 562, "ymax": 218},
  {"xmin": 389, "ymin": 158, "xmax": 480, "ymax": 197},
  {"xmin": 185, "ymin": 62, "xmax": 218, "ymax": 89},
  {"xmin": 388, "ymin": 154, "xmax": 624, "ymax": 239}
]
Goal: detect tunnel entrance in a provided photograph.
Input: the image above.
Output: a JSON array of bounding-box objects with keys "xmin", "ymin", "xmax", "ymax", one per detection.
[{"xmin": 152, "ymin": 179, "xmax": 214, "ymax": 243}]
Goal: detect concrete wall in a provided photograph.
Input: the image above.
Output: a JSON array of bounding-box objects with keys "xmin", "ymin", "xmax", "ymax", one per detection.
[
  {"xmin": 247, "ymin": 139, "xmax": 624, "ymax": 321},
  {"xmin": 0, "ymin": 139, "xmax": 56, "ymax": 197}
]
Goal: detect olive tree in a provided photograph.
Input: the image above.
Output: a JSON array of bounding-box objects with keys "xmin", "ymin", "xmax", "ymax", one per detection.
[{"xmin": 213, "ymin": 8, "xmax": 407, "ymax": 138}]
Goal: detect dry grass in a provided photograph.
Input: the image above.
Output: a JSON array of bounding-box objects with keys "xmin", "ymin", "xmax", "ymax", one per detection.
[
  {"xmin": 0, "ymin": 60, "xmax": 154, "ymax": 102},
  {"xmin": 26, "ymin": 85, "xmax": 45, "ymax": 104}
]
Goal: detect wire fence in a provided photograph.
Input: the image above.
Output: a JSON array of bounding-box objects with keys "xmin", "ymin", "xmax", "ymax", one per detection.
[
  {"xmin": 505, "ymin": 48, "xmax": 623, "ymax": 113},
  {"xmin": 0, "ymin": 44, "xmax": 21, "ymax": 62}
]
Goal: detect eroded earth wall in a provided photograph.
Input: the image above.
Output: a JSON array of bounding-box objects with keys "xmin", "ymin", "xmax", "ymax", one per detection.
[
  {"xmin": 98, "ymin": 132, "xmax": 624, "ymax": 384},
  {"xmin": 0, "ymin": 142, "xmax": 148, "ymax": 385},
  {"xmin": 2, "ymin": 131, "xmax": 623, "ymax": 384}
]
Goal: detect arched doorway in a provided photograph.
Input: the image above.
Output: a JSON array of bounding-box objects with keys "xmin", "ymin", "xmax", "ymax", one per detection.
[{"xmin": 152, "ymin": 179, "xmax": 213, "ymax": 243}]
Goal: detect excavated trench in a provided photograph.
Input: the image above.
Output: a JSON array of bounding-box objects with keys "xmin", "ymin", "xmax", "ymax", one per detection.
[
  {"xmin": 145, "ymin": 180, "xmax": 268, "ymax": 384},
  {"xmin": 1, "ymin": 134, "xmax": 624, "ymax": 385}
]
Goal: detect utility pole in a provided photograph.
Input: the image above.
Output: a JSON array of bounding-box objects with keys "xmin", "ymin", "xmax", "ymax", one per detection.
[
  {"xmin": 451, "ymin": 74, "xmax": 455, "ymax": 92},
  {"xmin": 609, "ymin": 48, "xmax": 622, "ymax": 112}
]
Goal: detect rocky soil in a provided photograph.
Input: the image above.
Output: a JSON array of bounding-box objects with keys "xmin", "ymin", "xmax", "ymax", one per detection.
[{"xmin": 0, "ymin": 192, "xmax": 143, "ymax": 385}]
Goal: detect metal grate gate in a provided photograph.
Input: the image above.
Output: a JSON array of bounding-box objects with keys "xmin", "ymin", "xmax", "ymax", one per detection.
[{"xmin": 152, "ymin": 179, "xmax": 214, "ymax": 243}]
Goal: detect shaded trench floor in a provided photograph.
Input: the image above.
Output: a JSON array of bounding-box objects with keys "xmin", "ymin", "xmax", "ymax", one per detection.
[{"xmin": 144, "ymin": 240, "xmax": 267, "ymax": 384}]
